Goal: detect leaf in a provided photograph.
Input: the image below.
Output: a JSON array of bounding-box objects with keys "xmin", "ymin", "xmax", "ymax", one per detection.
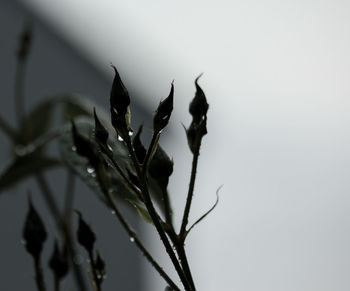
[
  {"xmin": 0, "ymin": 153, "xmax": 60, "ymax": 192},
  {"xmin": 19, "ymin": 98, "xmax": 56, "ymax": 144},
  {"xmin": 126, "ymin": 199, "xmax": 153, "ymax": 224},
  {"xmin": 59, "ymin": 117, "xmax": 149, "ymax": 222}
]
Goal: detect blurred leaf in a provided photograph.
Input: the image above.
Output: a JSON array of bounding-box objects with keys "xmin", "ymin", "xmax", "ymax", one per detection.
[
  {"xmin": 126, "ymin": 199, "xmax": 153, "ymax": 224},
  {"xmin": 0, "ymin": 153, "xmax": 60, "ymax": 193},
  {"xmin": 59, "ymin": 117, "xmax": 150, "ymax": 222},
  {"xmin": 19, "ymin": 98, "xmax": 56, "ymax": 144}
]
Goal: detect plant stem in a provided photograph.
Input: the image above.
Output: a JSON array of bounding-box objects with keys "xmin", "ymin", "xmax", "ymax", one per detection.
[
  {"xmin": 64, "ymin": 170, "xmax": 76, "ymax": 222},
  {"xmin": 14, "ymin": 59, "xmax": 26, "ymax": 127},
  {"xmin": 88, "ymin": 250, "xmax": 102, "ymax": 291},
  {"xmin": 35, "ymin": 173, "xmax": 88, "ymax": 291},
  {"xmin": 124, "ymin": 137, "xmax": 193, "ymax": 291},
  {"xmin": 54, "ymin": 277, "xmax": 60, "ymax": 291},
  {"xmin": 162, "ymin": 188, "xmax": 173, "ymax": 229},
  {"xmin": 179, "ymin": 145, "xmax": 201, "ymax": 240},
  {"xmin": 101, "ymin": 184, "xmax": 180, "ymax": 291},
  {"xmin": 34, "ymin": 256, "xmax": 46, "ymax": 291}
]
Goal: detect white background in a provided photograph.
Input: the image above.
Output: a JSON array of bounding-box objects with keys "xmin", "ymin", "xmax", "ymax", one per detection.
[{"xmin": 22, "ymin": 0, "xmax": 350, "ymax": 290}]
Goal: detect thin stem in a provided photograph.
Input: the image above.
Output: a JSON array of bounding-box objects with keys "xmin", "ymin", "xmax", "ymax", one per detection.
[
  {"xmin": 35, "ymin": 173, "xmax": 88, "ymax": 291},
  {"xmin": 88, "ymin": 250, "xmax": 102, "ymax": 291},
  {"xmin": 179, "ymin": 145, "xmax": 201, "ymax": 240},
  {"xmin": 54, "ymin": 277, "xmax": 59, "ymax": 291},
  {"xmin": 101, "ymin": 185, "xmax": 180, "ymax": 291},
  {"xmin": 176, "ymin": 246, "xmax": 195, "ymax": 291},
  {"xmin": 14, "ymin": 60, "xmax": 26, "ymax": 127},
  {"xmin": 142, "ymin": 132, "xmax": 160, "ymax": 173},
  {"xmin": 34, "ymin": 256, "xmax": 46, "ymax": 291},
  {"xmin": 64, "ymin": 170, "xmax": 76, "ymax": 222},
  {"xmin": 162, "ymin": 188, "xmax": 174, "ymax": 230},
  {"xmin": 124, "ymin": 138, "xmax": 192, "ymax": 291}
]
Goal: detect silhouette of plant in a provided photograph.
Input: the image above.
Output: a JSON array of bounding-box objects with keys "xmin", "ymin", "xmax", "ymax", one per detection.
[{"xmin": 0, "ymin": 25, "xmax": 219, "ymax": 291}]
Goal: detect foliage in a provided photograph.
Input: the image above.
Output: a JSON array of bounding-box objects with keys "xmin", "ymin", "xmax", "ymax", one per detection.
[{"xmin": 0, "ymin": 26, "xmax": 219, "ymax": 291}]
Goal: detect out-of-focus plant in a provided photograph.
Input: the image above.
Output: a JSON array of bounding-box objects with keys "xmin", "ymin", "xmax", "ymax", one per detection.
[{"xmin": 0, "ymin": 25, "xmax": 219, "ymax": 291}]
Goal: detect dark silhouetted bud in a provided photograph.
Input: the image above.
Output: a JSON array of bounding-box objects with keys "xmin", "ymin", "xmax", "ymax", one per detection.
[
  {"xmin": 22, "ymin": 196, "xmax": 47, "ymax": 258},
  {"xmin": 49, "ymin": 240, "xmax": 69, "ymax": 280},
  {"xmin": 153, "ymin": 83, "xmax": 174, "ymax": 133},
  {"xmin": 71, "ymin": 121, "xmax": 100, "ymax": 169},
  {"xmin": 149, "ymin": 145, "xmax": 173, "ymax": 189},
  {"xmin": 110, "ymin": 65, "xmax": 130, "ymax": 116},
  {"xmin": 17, "ymin": 26, "xmax": 32, "ymax": 60},
  {"xmin": 185, "ymin": 76, "xmax": 209, "ymax": 153},
  {"xmin": 132, "ymin": 124, "xmax": 147, "ymax": 164},
  {"xmin": 189, "ymin": 75, "xmax": 209, "ymax": 123},
  {"xmin": 76, "ymin": 211, "xmax": 96, "ymax": 253},
  {"xmin": 94, "ymin": 108, "xmax": 109, "ymax": 147},
  {"xmin": 110, "ymin": 66, "xmax": 132, "ymax": 140}
]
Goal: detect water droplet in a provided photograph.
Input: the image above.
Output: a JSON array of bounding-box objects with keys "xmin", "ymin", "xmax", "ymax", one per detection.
[
  {"xmin": 129, "ymin": 237, "xmax": 135, "ymax": 243},
  {"xmin": 87, "ymin": 167, "xmax": 95, "ymax": 174},
  {"xmin": 111, "ymin": 210, "xmax": 116, "ymax": 215},
  {"xmin": 97, "ymin": 274, "xmax": 102, "ymax": 279},
  {"xmin": 118, "ymin": 136, "xmax": 124, "ymax": 142},
  {"xmin": 71, "ymin": 145, "xmax": 77, "ymax": 151},
  {"xmin": 128, "ymin": 131, "xmax": 133, "ymax": 136},
  {"xmin": 107, "ymin": 145, "xmax": 113, "ymax": 152}
]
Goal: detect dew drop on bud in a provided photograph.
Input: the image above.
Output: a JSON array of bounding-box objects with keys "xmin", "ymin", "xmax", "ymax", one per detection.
[
  {"xmin": 128, "ymin": 131, "xmax": 133, "ymax": 136},
  {"xmin": 129, "ymin": 237, "xmax": 135, "ymax": 243},
  {"xmin": 117, "ymin": 136, "xmax": 124, "ymax": 142},
  {"xmin": 87, "ymin": 167, "xmax": 95, "ymax": 174}
]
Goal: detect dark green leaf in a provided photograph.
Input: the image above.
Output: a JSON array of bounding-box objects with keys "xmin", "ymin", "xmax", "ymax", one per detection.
[
  {"xmin": 19, "ymin": 98, "xmax": 56, "ymax": 144},
  {"xmin": 0, "ymin": 153, "xmax": 60, "ymax": 193},
  {"xmin": 23, "ymin": 196, "xmax": 47, "ymax": 258},
  {"xmin": 59, "ymin": 118, "xmax": 150, "ymax": 222},
  {"xmin": 94, "ymin": 108, "xmax": 109, "ymax": 148}
]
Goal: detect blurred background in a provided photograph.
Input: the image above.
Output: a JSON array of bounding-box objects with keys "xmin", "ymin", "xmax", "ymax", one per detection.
[{"xmin": 2, "ymin": 0, "xmax": 350, "ymax": 290}]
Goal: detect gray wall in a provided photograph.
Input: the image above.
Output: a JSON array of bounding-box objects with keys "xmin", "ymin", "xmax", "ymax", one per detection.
[{"xmin": 0, "ymin": 1, "xmax": 149, "ymax": 290}]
